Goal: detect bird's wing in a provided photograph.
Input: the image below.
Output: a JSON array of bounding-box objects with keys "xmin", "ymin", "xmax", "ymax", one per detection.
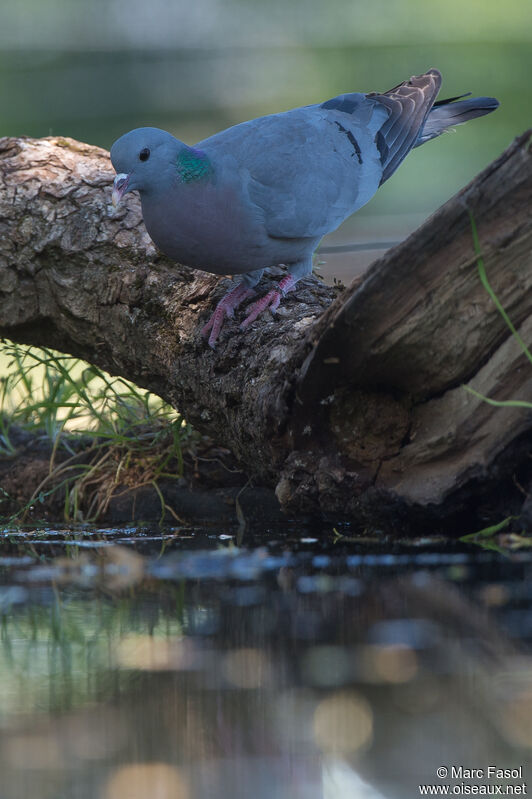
[
  {"xmin": 198, "ymin": 70, "xmax": 441, "ymax": 240},
  {"xmin": 199, "ymin": 103, "xmax": 387, "ymax": 240},
  {"xmin": 365, "ymin": 68, "xmax": 442, "ymax": 183}
]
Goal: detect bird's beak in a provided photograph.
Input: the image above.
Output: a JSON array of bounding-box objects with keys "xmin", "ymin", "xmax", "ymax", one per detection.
[{"xmin": 112, "ymin": 173, "xmax": 130, "ymax": 207}]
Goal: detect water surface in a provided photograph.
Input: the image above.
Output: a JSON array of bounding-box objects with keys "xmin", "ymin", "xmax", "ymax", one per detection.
[{"xmin": 1, "ymin": 526, "xmax": 531, "ymax": 798}]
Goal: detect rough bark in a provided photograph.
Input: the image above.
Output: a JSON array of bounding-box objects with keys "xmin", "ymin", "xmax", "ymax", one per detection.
[{"xmin": 0, "ymin": 132, "xmax": 531, "ymax": 525}]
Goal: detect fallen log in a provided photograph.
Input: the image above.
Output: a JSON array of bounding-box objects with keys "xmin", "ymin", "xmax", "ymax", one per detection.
[{"xmin": 0, "ymin": 132, "xmax": 531, "ymax": 527}]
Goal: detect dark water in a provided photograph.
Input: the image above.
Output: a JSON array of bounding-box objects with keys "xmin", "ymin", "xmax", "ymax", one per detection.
[{"xmin": 0, "ymin": 526, "xmax": 531, "ymax": 798}]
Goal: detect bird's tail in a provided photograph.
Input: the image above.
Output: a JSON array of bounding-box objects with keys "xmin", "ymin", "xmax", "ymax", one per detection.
[{"xmin": 415, "ymin": 94, "xmax": 499, "ymax": 146}]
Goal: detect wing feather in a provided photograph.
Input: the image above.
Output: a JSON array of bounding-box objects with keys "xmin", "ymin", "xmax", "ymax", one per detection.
[
  {"xmin": 200, "ymin": 104, "xmax": 386, "ymax": 239},
  {"xmin": 197, "ymin": 70, "xmax": 442, "ymax": 239},
  {"xmin": 367, "ymin": 69, "xmax": 442, "ymax": 183}
]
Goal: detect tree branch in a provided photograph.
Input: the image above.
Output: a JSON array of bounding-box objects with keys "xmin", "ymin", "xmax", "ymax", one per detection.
[{"xmin": 1, "ymin": 132, "xmax": 531, "ymax": 523}]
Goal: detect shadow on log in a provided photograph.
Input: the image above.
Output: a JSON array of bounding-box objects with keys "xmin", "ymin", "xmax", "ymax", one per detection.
[{"xmin": 0, "ymin": 132, "xmax": 531, "ymax": 529}]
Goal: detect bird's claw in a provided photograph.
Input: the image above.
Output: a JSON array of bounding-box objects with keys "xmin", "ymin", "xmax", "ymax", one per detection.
[
  {"xmin": 201, "ymin": 283, "xmax": 255, "ymax": 348},
  {"xmin": 202, "ymin": 274, "xmax": 297, "ymax": 347},
  {"xmin": 240, "ymin": 274, "xmax": 296, "ymax": 330},
  {"xmin": 240, "ymin": 289, "xmax": 282, "ymax": 330}
]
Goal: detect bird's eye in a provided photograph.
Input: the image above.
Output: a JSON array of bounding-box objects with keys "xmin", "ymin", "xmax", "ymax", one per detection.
[{"xmin": 139, "ymin": 148, "xmax": 150, "ymax": 162}]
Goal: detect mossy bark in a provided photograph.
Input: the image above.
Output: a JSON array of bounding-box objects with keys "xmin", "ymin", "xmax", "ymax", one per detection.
[{"xmin": 0, "ymin": 132, "xmax": 531, "ymax": 527}]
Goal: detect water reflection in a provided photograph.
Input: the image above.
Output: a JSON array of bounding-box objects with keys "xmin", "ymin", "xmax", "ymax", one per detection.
[{"xmin": 0, "ymin": 533, "xmax": 531, "ymax": 798}]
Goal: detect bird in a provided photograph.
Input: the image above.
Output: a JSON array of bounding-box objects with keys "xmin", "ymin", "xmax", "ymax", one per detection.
[{"xmin": 110, "ymin": 69, "xmax": 498, "ymax": 348}]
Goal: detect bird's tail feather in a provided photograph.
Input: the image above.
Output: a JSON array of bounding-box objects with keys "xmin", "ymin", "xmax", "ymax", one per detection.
[{"xmin": 415, "ymin": 95, "xmax": 499, "ymax": 146}]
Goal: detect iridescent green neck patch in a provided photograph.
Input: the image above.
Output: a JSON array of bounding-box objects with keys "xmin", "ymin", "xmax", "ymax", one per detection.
[{"xmin": 176, "ymin": 148, "xmax": 213, "ymax": 183}]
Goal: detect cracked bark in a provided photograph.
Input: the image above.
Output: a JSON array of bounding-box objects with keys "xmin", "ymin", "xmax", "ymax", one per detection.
[{"xmin": 0, "ymin": 132, "xmax": 531, "ymax": 526}]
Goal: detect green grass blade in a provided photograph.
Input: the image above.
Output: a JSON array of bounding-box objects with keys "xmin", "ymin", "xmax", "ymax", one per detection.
[
  {"xmin": 464, "ymin": 385, "xmax": 532, "ymax": 409},
  {"xmin": 460, "ymin": 516, "xmax": 516, "ymax": 542},
  {"xmin": 469, "ymin": 211, "xmax": 532, "ymax": 366}
]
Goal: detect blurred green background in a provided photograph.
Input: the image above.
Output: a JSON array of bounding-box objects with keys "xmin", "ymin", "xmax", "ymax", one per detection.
[{"xmin": 0, "ymin": 0, "xmax": 530, "ymax": 268}]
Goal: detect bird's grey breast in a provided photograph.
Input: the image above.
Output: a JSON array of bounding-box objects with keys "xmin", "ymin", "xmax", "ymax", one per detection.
[{"xmin": 139, "ymin": 165, "xmax": 272, "ymax": 274}]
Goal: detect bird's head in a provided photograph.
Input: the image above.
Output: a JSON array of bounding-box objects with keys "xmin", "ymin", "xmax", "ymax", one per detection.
[{"xmin": 110, "ymin": 127, "xmax": 182, "ymax": 207}]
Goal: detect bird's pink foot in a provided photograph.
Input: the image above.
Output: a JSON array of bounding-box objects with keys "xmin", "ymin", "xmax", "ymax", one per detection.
[
  {"xmin": 240, "ymin": 275, "xmax": 297, "ymax": 331},
  {"xmin": 201, "ymin": 283, "xmax": 256, "ymax": 348}
]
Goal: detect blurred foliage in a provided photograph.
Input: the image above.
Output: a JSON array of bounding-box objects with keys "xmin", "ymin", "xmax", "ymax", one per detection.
[{"xmin": 0, "ymin": 0, "xmax": 529, "ymax": 222}]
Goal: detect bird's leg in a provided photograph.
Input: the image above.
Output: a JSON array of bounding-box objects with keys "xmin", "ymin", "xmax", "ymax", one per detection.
[
  {"xmin": 239, "ymin": 273, "xmax": 298, "ymax": 330},
  {"xmin": 201, "ymin": 281, "xmax": 256, "ymax": 348}
]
